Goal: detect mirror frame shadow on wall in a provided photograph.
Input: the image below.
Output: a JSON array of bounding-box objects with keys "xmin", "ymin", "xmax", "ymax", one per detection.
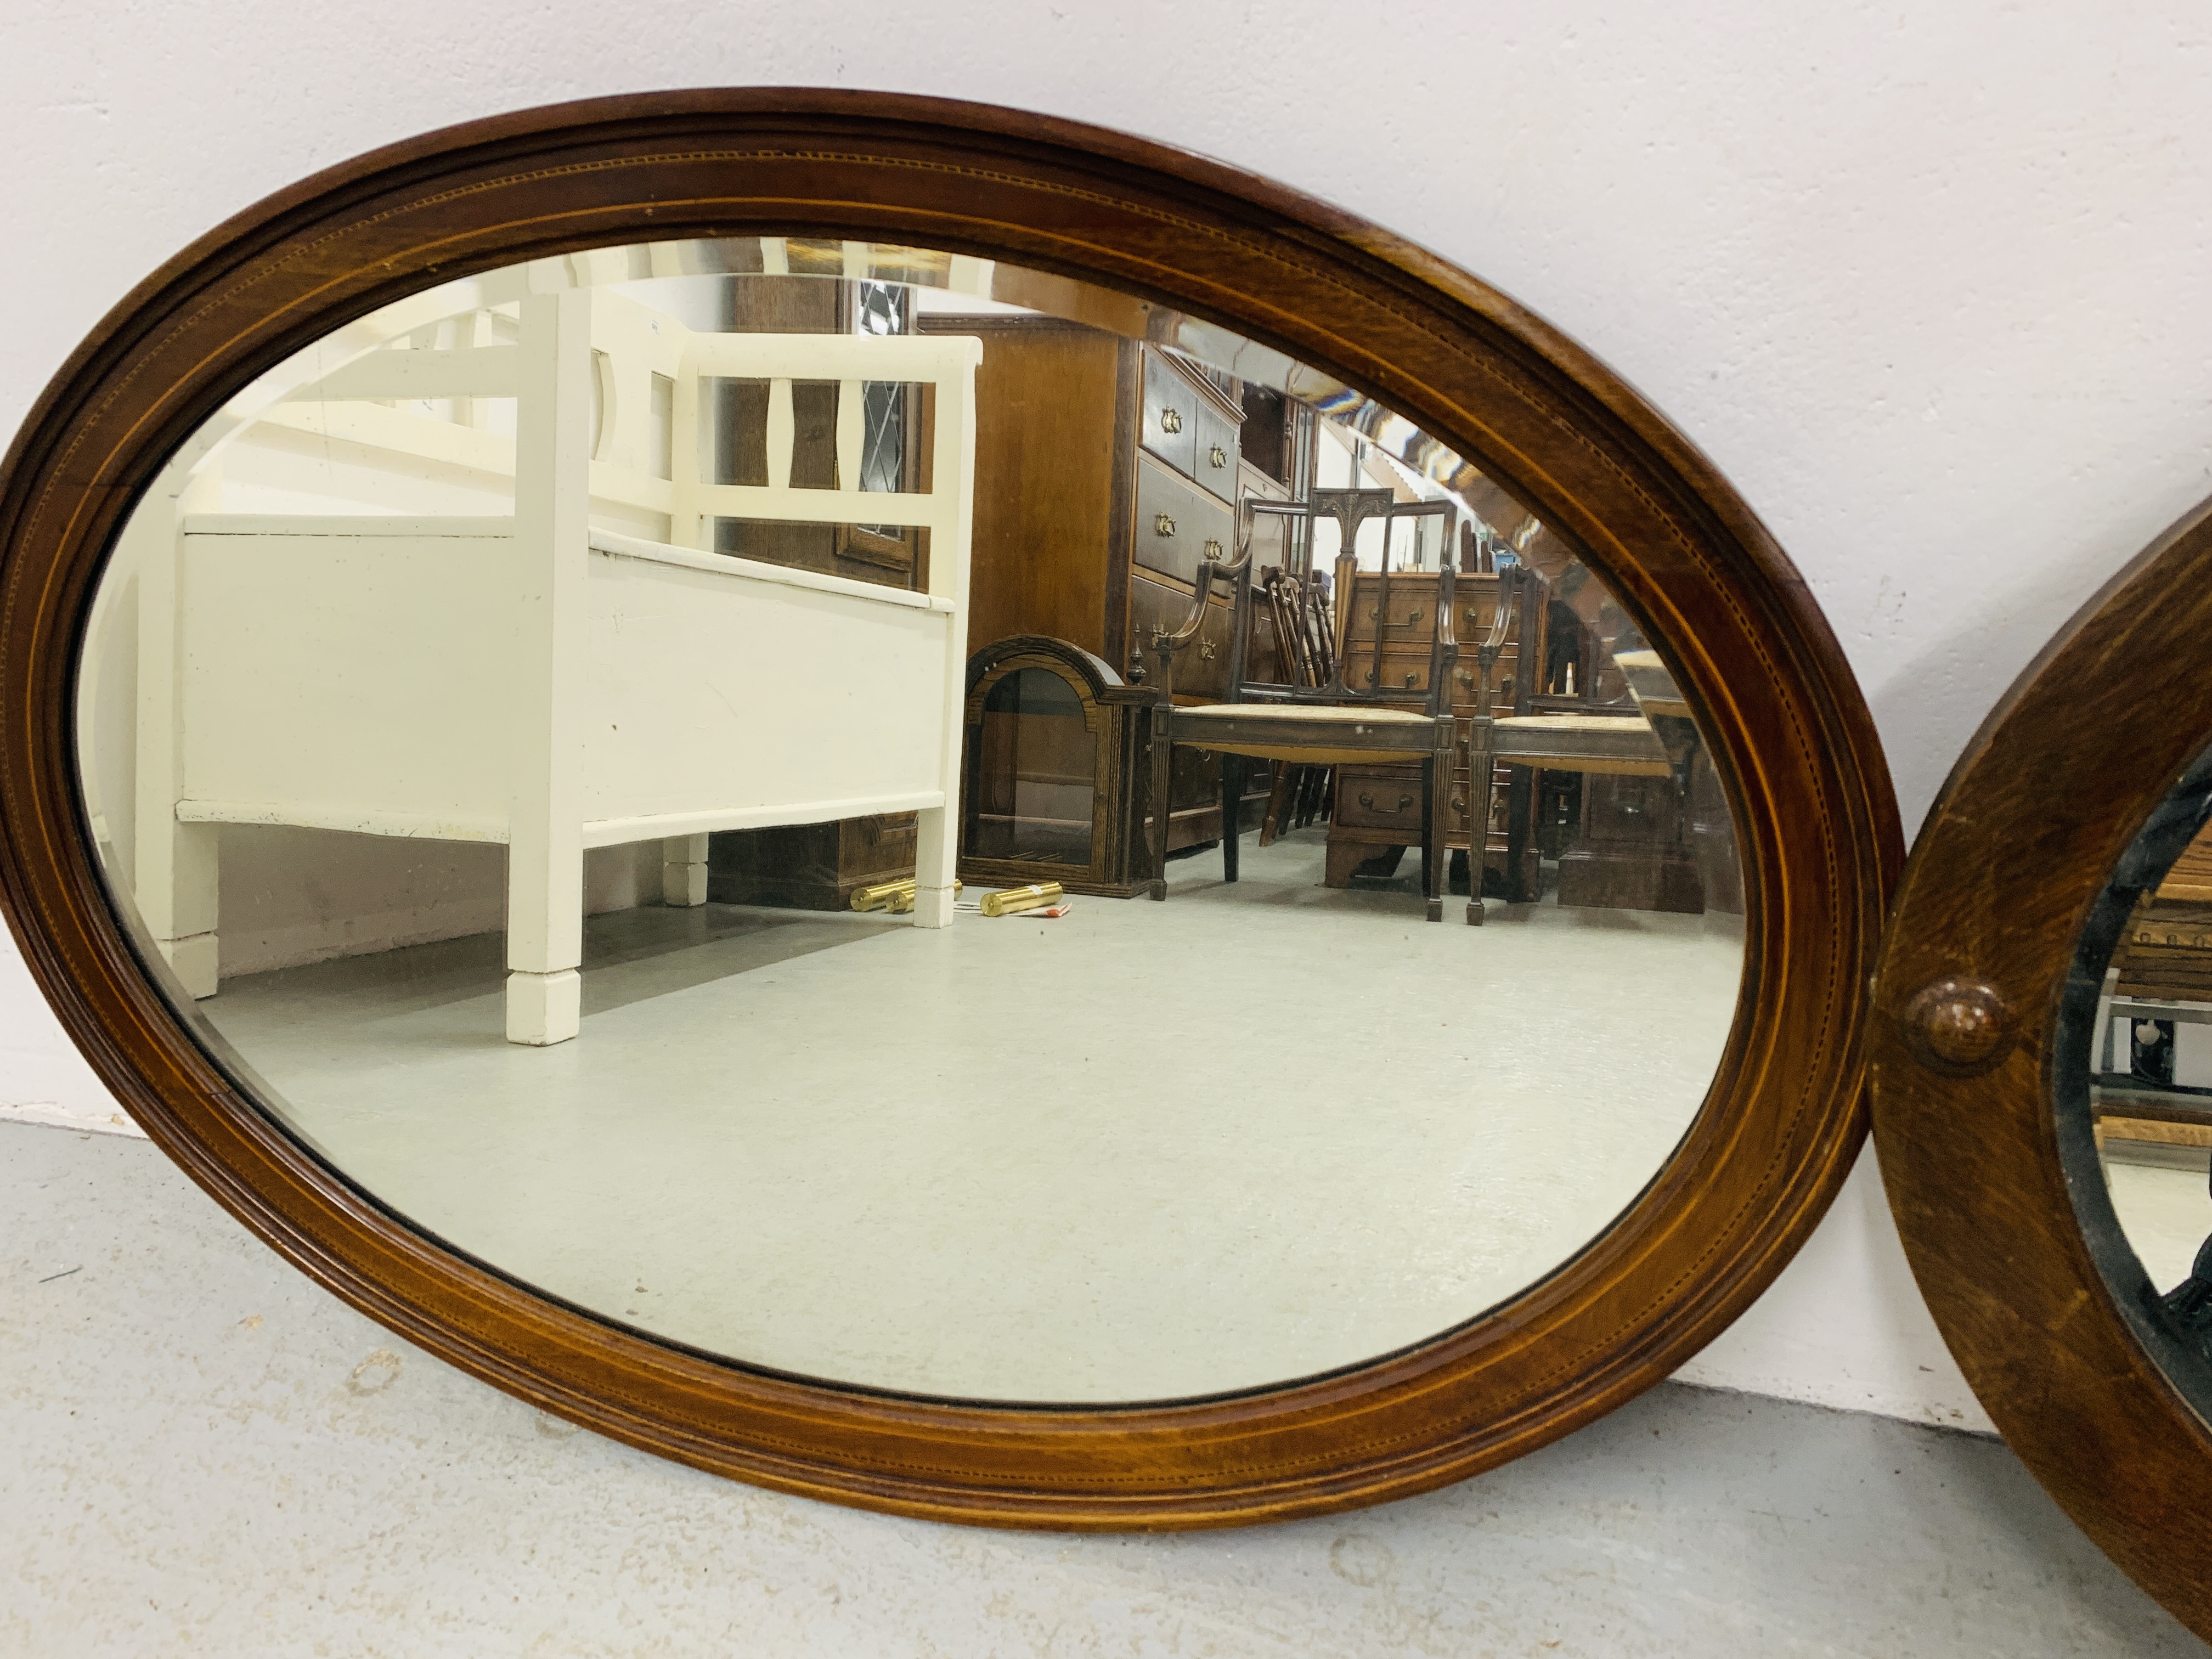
[
  {"xmin": 1874, "ymin": 495, "xmax": 2212, "ymax": 1640},
  {"xmin": 0, "ymin": 90, "xmax": 1898, "ymax": 1530}
]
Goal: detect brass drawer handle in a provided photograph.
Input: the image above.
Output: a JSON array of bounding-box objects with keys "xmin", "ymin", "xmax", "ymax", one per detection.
[
  {"xmin": 2141, "ymin": 930, "xmax": 2212, "ymax": 948},
  {"xmin": 1451, "ymin": 797, "xmax": 1467, "ymax": 814},
  {"xmin": 1161, "ymin": 407, "xmax": 1183, "ymax": 434},
  {"xmin": 1208, "ymin": 443, "xmax": 1227, "ymax": 467},
  {"xmin": 1457, "ymin": 669, "xmax": 1474, "ymax": 689},
  {"xmin": 1403, "ymin": 672, "xmax": 1419, "ymax": 689},
  {"xmin": 1358, "ymin": 791, "xmax": 1415, "ymax": 812},
  {"xmin": 1203, "ymin": 538, "xmax": 1223, "ymax": 561},
  {"xmin": 1198, "ymin": 640, "xmax": 1217, "ymax": 661},
  {"xmin": 1155, "ymin": 512, "xmax": 1177, "ymax": 538},
  {"xmin": 1500, "ymin": 675, "xmax": 1514, "ymax": 698},
  {"xmin": 1408, "ymin": 607, "xmax": 1423, "ymax": 624}
]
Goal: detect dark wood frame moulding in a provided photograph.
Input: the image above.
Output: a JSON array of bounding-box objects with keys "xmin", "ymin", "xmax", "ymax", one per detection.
[
  {"xmin": 0, "ymin": 88, "xmax": 1897, "ymax": 1530},
  {"xmin": 1872, "ymin": 495, "xmax": 2212, "ymax": 1638}
]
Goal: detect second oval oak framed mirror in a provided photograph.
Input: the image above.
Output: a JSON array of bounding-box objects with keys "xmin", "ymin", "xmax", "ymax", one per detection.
[
  {"xmin": 1875, "ymin": 498, "xmax": 2212, "ymax": 1638},
  {"xmin": 0, "ymin": 91, "xmax": 1895, "ymax": 1527}
]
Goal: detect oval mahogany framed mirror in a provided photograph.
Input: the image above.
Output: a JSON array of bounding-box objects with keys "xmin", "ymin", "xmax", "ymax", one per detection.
[
  {"xmin": 1874, "ymin": 498, "xmax": 2212, "ymax": 1635},
  {"xmin": 0, "ymin": 90, "xmax": 1895, "ymax": 1528}
]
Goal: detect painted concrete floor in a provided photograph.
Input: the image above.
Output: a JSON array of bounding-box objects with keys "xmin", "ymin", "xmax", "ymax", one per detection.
[
  {"xmin": 185, "ymin": 828, "xmax": 1745, "ymax": 1403},
  {"xmin": 2, "ymin": 1122, "xmax": 2202, "ymax": 1657}
]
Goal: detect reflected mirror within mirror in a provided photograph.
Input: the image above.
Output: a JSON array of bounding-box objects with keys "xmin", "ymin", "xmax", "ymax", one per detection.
[{"xmin": 74, "ymin": 236, "xmax": 1743, "ymax": 1403}]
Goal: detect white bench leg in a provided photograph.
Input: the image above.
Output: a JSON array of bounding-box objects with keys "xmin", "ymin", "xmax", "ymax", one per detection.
[
  {"xmin": 662, "ymin": 833, "xmax": 709, "ymax": 906},
  {"xmin": 504, "ymin": 285, "xmax": 589, "ymax": 1047},
  {"xmin": 505, "ymin": 823, "xmax": 582, "ymax": 1046},
  {"xmin": 910, "ymin": 804, "xmax": 958, "ymax": 928},
  {"xmin": 146, "ymin": 822, "xmax": 220, "ymax": 1000},
  {"xmin": 506, "ymin": 968, "xmax": 580, "ymax": 1046}
]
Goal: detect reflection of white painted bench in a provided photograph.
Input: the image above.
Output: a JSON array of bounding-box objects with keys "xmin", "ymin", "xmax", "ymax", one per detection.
[{"xmin": 120, "ymin": 282, "xmax": 980, "ymax": 1044}]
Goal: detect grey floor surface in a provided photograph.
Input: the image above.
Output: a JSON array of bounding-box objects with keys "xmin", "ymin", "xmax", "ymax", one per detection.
[
  {"xmin": 187, "ymin": 828, "xmax": 1742, "ymax": 1404},
  {"xmin": 2, "ymin": 1124, "xmax": 2205, "ymax": 1657}
]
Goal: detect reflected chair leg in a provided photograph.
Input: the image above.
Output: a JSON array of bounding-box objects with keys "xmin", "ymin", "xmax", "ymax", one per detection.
[
  {"xmin": 1220, "ymin": 754, "xmax": 1243, "ymax": 883},
  {"xmin": 1422, "ymin": 753, "xmax": 1443, "ymax": 922},
  {"xmin": 1260, "ymin": 764, "xmax": 1294, "ymax": 847},
  {"xmin": 1148, "ymin": 699, "xmax": 1172, "ymax": 900},
  {"xmin": 1504, "ymin": 762, "xmax": 1535, "ymax": 903},
  {"xmin": 1466, "ymin": 720, "xmax": 1494, "ymax": 926}
]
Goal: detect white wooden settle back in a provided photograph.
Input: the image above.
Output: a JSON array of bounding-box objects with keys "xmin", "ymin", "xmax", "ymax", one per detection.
[{"xmin": 96, "ymin": 259, "xmax": 981, "ymax": 1045}]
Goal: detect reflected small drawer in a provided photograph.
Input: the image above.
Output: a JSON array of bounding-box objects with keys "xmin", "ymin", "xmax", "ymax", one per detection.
[
  {"xmin": 1129, "ymin": 572, "xmax": 1233, "ymax": 698},
  {"xmin": 1134, "ymin": 458, "xmax": 1233, "ymax": 586},
  {"xmin": 1336, "ymin": 775, "xmax": 1425, "ymax": 830},
  {"xmin": 1192, "ymin": 401, "xmax": 1239, "ymax": 501},
  {"xmin": 1141, "ymin": 350, "xmax": 1198, "ymax": 477},
  {"xmin": 1348, "ymin": 646, "xmax": 1433, "ymax": 695}
]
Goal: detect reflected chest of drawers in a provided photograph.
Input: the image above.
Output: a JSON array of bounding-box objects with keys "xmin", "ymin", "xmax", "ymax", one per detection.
[{"xmin": 923, "ymin": 312, "xmax": 1302, "ymax": 854}]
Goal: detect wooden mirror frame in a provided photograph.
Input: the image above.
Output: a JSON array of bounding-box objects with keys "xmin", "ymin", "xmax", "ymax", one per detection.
[
  {"xmin": 0, "ymin": 90, "xmax": 1896, "ymax": 1530},
  {"xmin": 1873, "ymin": 497, "xmax": 2212, "ymax": 1636}
]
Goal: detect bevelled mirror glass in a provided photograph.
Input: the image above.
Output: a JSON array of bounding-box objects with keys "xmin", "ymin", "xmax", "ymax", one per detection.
[
  {"xmin": 71, "ymin": 238, "xmax": 1744, "ymax": 1403},
  {"xmin": 2068, "ymin": 751, "xmax": 2212, "ymax": 1389},
  {"xmin": 0, "ymin": 94, "xmax": 1892, "ymax": 1525}
]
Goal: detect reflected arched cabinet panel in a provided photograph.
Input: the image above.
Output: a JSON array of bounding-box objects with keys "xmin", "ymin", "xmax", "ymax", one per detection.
[{"xmin": 959, "ymin": 636, "xmax": 1152, "ymax": 898}]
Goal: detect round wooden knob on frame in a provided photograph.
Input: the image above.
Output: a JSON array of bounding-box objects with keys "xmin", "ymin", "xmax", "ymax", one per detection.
[{"xmin": 1900, "ymin": 976, "xmax": 2018, "ymax": 1077}]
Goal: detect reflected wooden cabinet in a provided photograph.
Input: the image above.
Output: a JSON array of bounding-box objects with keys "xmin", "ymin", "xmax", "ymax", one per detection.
[
  {"xmin": 919, "ymin": 313, "xmax": 1284, "ymax": 852},
  {"xmin": 708, "ymin": 814, "xmax": 920, "ymax": 911},
  {"xmin": 1556, "ymin": 772, "xmax": 1703, "ymax": 913}
]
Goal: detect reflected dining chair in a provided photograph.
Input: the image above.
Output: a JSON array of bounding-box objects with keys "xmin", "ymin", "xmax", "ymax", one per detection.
[
  {"xmin": 1146, "ymin": 487, "xmax": 1506, "ymax": 922},
  {"xmin": 1486, "ymin": 651, "xmax": 1686, "ymax": 913}
]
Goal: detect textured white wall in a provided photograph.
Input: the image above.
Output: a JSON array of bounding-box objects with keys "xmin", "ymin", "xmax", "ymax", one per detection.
[{"xmin": 9, "ymin": 1, "xmax": 2212, "ymax": 1433}]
